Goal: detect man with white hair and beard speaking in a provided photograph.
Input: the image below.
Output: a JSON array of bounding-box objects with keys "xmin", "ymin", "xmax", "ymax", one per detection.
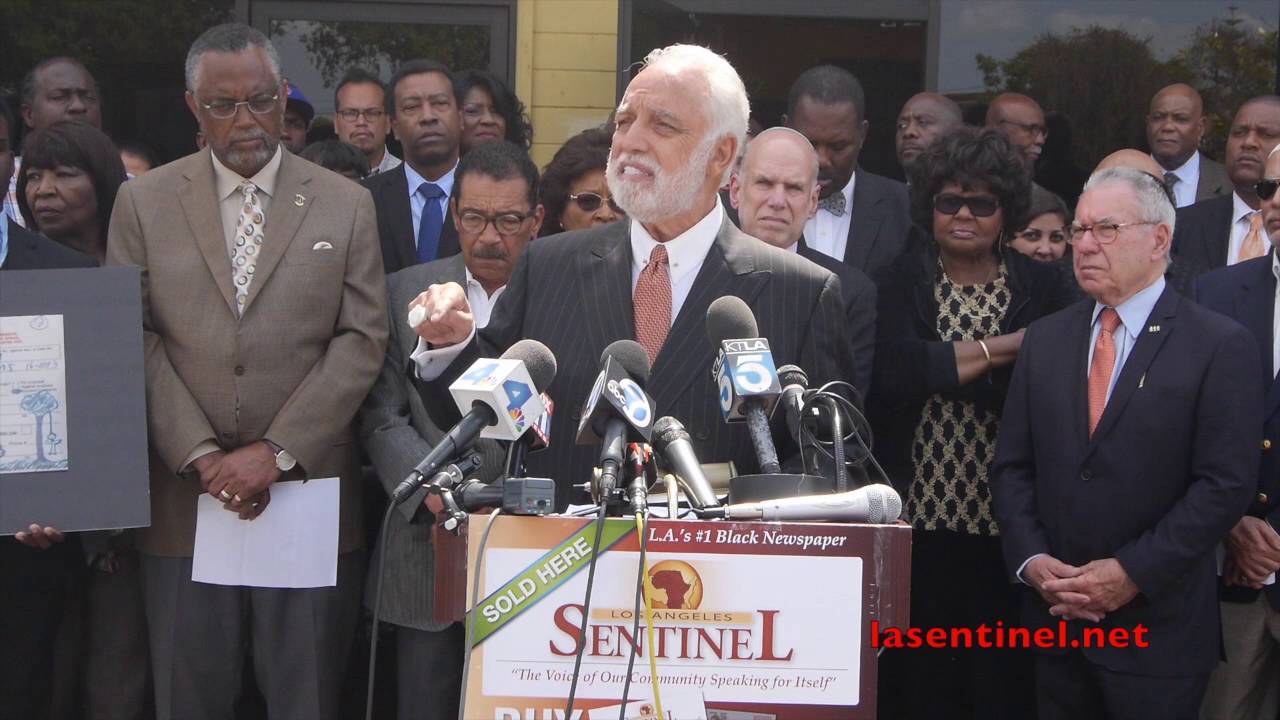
[{"xmin": 410, "ymin": 44, "xmax": 855, "ymax": 506}]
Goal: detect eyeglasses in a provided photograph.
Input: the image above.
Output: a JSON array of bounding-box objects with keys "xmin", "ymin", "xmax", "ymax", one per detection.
[
  {"xmin": 336, "ymin": 108, "xmax": 386, "ymax": 122},
  {"xmin": 458, "ymin": 209, "xmax": 533, "ymax": 236},
  {"xmin": 1018, "ymin": 228, "xmax": 1066, "ymax": 243},
  {"xmin": 1257, "ymin": 178, "xmax": 1280, "ymax": 201},
  {"xmin": 999, "ymin": 119, "xmax": 1048, "ymax": 139},
  {"xmin": 1067, "ymin": 221, "xmax": 1158, "ymax": 244},
  {"xmin": 569, "ymin": 192, "xmax": 623, "ymax": 214},
  {"xmin": 933, "ymin": 193, "xmax": 1001, "ymax": 218},
  {"xmin": 199, "ymin": 93, "xmax": 280, "ymax": 120}
]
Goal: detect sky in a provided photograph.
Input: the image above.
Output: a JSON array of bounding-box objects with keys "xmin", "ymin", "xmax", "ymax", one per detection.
[{"xmin": 938, "ymin": 0, "xmax": 1279, "ymax": 93}]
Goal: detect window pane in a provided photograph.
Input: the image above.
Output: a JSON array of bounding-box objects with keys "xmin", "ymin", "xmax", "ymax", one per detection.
[
  {"xmin": 939, "ymin": 1, "xmax": 1278, "ymax": 173},
  {"xmin": 269, "ymin": 19, "xmax": 490, "ymax": 117}
]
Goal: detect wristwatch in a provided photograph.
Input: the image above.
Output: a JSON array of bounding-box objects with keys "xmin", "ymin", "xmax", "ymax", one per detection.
[{"xmin": 263, "ymin": 439, "xmax": 297, "ymax": 472}]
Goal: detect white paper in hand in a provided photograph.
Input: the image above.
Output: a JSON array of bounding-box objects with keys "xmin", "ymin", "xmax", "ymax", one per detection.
[
  {"xmin": 408, "ymin": 304, "xmax": 428, "ymax": 329},
  {"xmin": 192, "ymin": 477, "xmax": 340, "ymax": 588}
]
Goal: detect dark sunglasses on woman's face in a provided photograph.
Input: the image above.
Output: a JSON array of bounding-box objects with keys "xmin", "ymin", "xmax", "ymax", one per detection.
[
  {"xmin": 1257, "ymin": 178, "xmax": 1280, "ymax": 202},
  {"xmin": 933, "ymin": 193, "xmax": 1001, "ymax": 218},
  {"xmin": 569, "ymin": 191, "xmax": 623, "ymax": 214}
]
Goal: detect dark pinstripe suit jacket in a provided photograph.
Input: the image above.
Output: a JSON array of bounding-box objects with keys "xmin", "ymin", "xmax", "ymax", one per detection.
[{"xmin": 438, "ymin": 215, "xmax": 855, "ymax": 508}]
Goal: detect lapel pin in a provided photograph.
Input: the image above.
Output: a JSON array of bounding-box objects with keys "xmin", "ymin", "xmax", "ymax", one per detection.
[
  {"xmin": 1138, "ymin": 373, "xmax": 1146, "ymax": 389},
  {"xmin": 1147, "ymin": 324, "xmax": 1161, "ymax": 333},
  {"xmin": 294, "ymin": 193, "xmax": 306, "ymax": 207}
]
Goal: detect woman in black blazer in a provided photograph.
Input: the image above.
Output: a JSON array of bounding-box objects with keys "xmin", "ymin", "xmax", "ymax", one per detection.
[{"xmin": 871, "ymin": 126, "xmax": 1078, "ymax": 720}]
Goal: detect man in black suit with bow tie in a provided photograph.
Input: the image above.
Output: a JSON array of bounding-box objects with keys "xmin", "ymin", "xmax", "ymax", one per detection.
[
  {"xmin": 782, "ymin": 65, "xmax": 912, "ymax": 280},
  {"xmin": 409, "ymin": 44, "xmax": 854, "ymax": 507}
]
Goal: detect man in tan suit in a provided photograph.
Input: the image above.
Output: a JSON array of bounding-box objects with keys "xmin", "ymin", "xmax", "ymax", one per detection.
[{"xmin": 106, "ymin": 23, "xmax": 387, "ymax": 720}]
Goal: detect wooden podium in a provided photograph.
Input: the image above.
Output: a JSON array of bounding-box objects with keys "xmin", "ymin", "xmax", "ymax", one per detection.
[{"xmin": 433, "ymin": 514, "xmax": 910, "ymax": 719}]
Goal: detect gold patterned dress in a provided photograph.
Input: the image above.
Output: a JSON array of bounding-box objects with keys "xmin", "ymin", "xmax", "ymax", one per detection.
[{"xmin": 905, "ymin": 260, "xmax": 1011, "ymax": 536}]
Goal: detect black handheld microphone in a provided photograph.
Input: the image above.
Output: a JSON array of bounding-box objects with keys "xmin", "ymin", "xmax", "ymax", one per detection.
[
  {"xmin": 651, "ymin": 416, "xmax": 720, "ymax": 509},
  {"xmin": 707, "ymin": 296, "xmax": 782, "ymax": 474},
  {"xmin": 576, "ymin": 339, "xmax": 655, "ymax": 500},
  {"xmin": 777, "ymin": 364, "xmax": 810, "ymax": 445},
  {"xmin": 391, "ymin": 340, "xmax": 557, "ymax": 505}
]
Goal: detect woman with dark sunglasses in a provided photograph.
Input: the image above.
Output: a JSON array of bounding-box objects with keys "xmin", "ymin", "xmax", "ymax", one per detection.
[
  {"xmin": 537, "ymin": 125, "xmax": 624, "ymax": 235},
  {"xmin": 870, "ymin": 126, "xmax": 1077, "ymax": 720}
]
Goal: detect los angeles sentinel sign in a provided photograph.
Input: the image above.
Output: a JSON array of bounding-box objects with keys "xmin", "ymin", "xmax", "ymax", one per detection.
[{"xmin": 462, "ymin": 516, "xmax": 868, "ymax": 720}]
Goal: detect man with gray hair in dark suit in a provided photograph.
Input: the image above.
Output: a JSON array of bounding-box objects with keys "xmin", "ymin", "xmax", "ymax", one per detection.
[
  {"xmin": 409, "ymin": 44, "xmax": 854, "ymax": 508},
  {"xmin": 361, "ymin": 140, "xmax": 543, "ymax": 720}
]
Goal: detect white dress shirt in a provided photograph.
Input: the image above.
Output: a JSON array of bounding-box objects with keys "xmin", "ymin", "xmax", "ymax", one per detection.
[
  {"xmin": 409, "ymin": 268, "xmax": 506, "ymax": 378},
  {"xmin": 1159, "ymin": 150, "xmax": 1201, "ymax": 209},
  {"xmin": 802, "ymin": 172, "xmax": 855, "ymax": 262},
  {"xmin": 412, "ymin": 200, "xmax": 725, "ymax": 381},
  {"xmin": 1227, "ymin": 192, "xmax": 1270, "ymax": 266},
  {"xmin": 403, "ymin": 160, "xmax": 456, "ymax": 252},
  {"xmin": 627, "ymin": 199, "xmax": 722, "ymax": 320},
  {"xmin": 371, "ymin": 148, "xmax": 402, "ymax": 175}
]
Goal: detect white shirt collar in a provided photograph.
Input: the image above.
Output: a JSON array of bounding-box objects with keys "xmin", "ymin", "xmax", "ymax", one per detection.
[
  {"xmin": 784, "ymin": 240, "xmax": 799, "ymax": 253},
  {"xmin": 462, "ymin": 266, "xmax": 506, "ymax": 297},
  {"xmin": 212, "ymin": 145, "xmax": 283, "ymax": 201},
  {"xmin": 1166, "ymin": 149, "xmax": 1201, "ymax": 179},
  {"xmin": 1272, "ymin": 248, "xmax": 1280, "ymax": 282},
  {"xmin": 1232, "ymin": 191, "xmax": 1257, "ymax": 225},
  {"xmin": 629, "ymin": 199, "xmax": 723, "ymax": 286},
  {"xmin": 404, "ymin": 160, "xmax": 457, "ymax": 199}
]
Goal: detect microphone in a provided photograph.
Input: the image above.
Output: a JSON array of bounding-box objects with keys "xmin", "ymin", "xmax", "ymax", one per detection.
[
  {"xmin": 705, "ymin": 483, "xmax": 902, "ymax": 523},
  {"xmin": 707, "ymin": 296, "xmax": 782, "ymax": 474},
  {"xmin": 651, "ymin": 416, "xmax": 720, "ymax": 509},
  {"xmin": 508, "ymin": 393, "xmax": 553, "ymax": 478},
  {"xmin": 391, "ymin": 340, "xmax": 557, "ymax": 505},
  {"xmin": 777, "ymin": 364, "xmax": 810, "ymax": 445},
  {"xmin": 576, "ymin": 340, "xmax": 655, "ymax": 500}
]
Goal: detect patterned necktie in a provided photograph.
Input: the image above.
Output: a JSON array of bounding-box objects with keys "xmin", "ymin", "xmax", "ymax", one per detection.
[
  {"xmin": 1240, "ymin": 211, "xmax": 1266, "ymax": 263},
  {"xmin": 231, "ymin": 181, "xmax": 264, "ymax": 315},
  {"xmin": 633, "ymin": 244, "xmax": 671, "ymax": 365},
  {"xmin": 1087, "ymin": 308, "xmax": 1122, "ymax": 437},
  {"xmin": 416, "ymin": 181, "xmax": 445, "ymax": 264},
  {"xmin": 1163, "ymin": 171, "xmax": 1179, "ymax": 196},
  {"xmin": 819, "ymin": 191, "xmax": 846, "ymax": 217}
]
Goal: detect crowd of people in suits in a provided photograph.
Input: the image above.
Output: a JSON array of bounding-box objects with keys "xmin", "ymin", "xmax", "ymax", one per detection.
[{"xmin": 2, "ymin": 19, "xmax": 1280, "ymax": 720}]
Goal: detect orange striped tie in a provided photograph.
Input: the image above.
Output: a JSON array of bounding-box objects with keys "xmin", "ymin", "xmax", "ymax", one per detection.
[
  {"xmin": 634, "ymin": 244, "xmax": 671, "ymax": 365},
  {"xmin": 1240, "ymin": 211, "xmax": 1266, "ymax": 262},
  {"xmin": 1088, "ymin": 308, "xmax": 1122, "ymax": 437}
]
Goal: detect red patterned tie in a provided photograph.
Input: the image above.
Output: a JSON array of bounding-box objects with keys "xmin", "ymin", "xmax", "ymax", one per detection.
[
  {"xmin": 1087, "ymin": 308, "xmax": 1122, "ymax": 437},
  {"xmin": 634, "ymin": 244, "xmax": 672, "ymax": 365}
]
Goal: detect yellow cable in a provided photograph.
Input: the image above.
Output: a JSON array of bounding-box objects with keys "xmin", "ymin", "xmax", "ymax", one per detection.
[{"xmin": 636, "ymin": 512, "xmax": 664, "ymax": 719}]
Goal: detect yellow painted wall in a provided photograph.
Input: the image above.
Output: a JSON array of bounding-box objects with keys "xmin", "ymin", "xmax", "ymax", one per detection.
[{"xmin": 515, "ymin": 0, "xmax": 619, "ymax": 167}]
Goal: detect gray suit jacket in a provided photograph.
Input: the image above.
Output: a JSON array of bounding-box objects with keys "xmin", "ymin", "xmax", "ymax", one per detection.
[
  {"xmin": 1196, "ymin": 155, "xmax": 1231, "ymax": 203},
  {"xmin": 106, "ymin": 148, "xmax": 388, "ymax": 557},
  {"xmin": 360, "ymin": 254, "xmax": 506, "ymax": 630}
]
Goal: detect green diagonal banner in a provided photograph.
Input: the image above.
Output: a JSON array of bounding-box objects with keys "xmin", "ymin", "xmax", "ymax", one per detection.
[{"xmin": 469, "ymin": 518, "xmax": 635, "ymax": 647}]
